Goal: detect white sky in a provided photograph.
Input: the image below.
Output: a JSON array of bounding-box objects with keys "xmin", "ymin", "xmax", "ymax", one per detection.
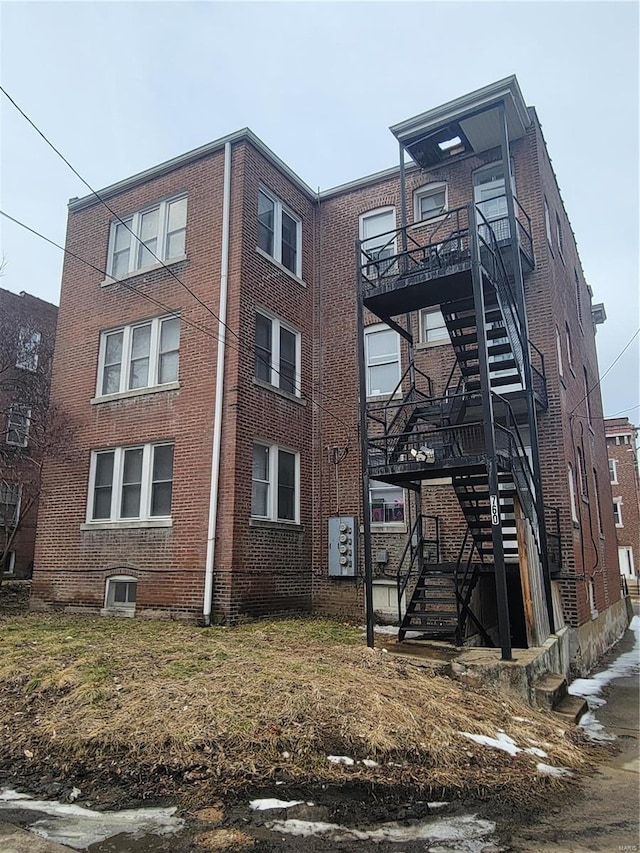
[{"xmin": 0, "ymin": 0, "xmax": 638, "ymax": 417}]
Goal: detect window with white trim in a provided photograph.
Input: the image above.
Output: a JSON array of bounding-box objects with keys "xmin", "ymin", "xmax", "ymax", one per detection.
[
  {"xmin": 257, "ymin": 189, "xmax": 302, "ymax": 277},
  {"xmin": 251, "ymin": 443, "xmax": 299, "ymax": 523},
  {"xmin": 576, "ymin": 446, "xmax": 588, "ymax": 498},
  {"xmin": 574, "ymin": 269, "xmax": 583, "ymax": 329},
  {"xmin": 360, "ymin": 207, "xmax": 396, "ymax": 277},
  {"xmin": 565, "ymin": 323, "xmax": 574, "ymax": 371},
  {"xmin": 613, "ymin": 498, "xmax": 623, "ymax": 527},
  {"xmin": 15, "ymin": 329, "xmax": 41, "ymax": 371},
  {"xmin": 88, "ymin": 443, "xmax": 174, "ymax": 523},
  {"xmin": 370, "ymin": 480, "xmax": 405, "ymax": 526},
  {"xmin": 555, "ymin": 211, "xmax": 564, "ymax": 258},
  {"xmin": 583, "ymin": 367, "xmax": 592, "ymax": 425},
  {"xmin": 420, "ymin": 308, "xmax": 449, "ymax": 345},
  {"xmin": 556, "ymin": 326, "xmax": 564, "ymax": 378},
  {"xmin": 414, "ymin": 183, "xmax": 447, "ymax": 222},
  {"xmin": 107, "ymin": 196, "xmax": 187, "ymax": 279},
  {"xmin": 254, "ymin": 311, "xmax": 301, "ymax": 396},
  {"xmin": 0, "ymin": 481, "xmax": 20, "ymax": 528},
  {"xmin": 544, "ymin": 197, "xmax": 552, "ymax": 246},
  {"xmin": 97, "ymin": 316, "xmax": 180, "ymax": 397},
  {"xmin": 104, "ymin": 576, "xmax": 137, "ymax": 615},
  {"xmin": 6, "ymin": 404, "xmax": 31, "ymax": 447},
  {"xmin": 3, "ymin": 551, "xmax": 15, "ymax": 575},
  {"xmin": 608, "ymin": 458, "xmax": 618, "ymax": 484},
  {"xmin": 593, "ymin": 469, "xmax": 603, "ymax": 534},
  {"xmin": 364, "ymin": 324, "xmax": 401, "ymax": 397},
  {"xmin": 568, "ymin": 464, "xmax": 578, "ymax": 523}
]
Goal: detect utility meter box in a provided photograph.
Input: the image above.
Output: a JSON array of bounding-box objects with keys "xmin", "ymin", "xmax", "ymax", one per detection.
[{"xmin": 328, "ymin": 516, "xmax": 357, "ymax": 577}]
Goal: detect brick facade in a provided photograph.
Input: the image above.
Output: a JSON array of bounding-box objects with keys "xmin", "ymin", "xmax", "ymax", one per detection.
[
  {"xmin": 32, "ymin": 82, "xmax": 623, "ymax": 649},
  {"xmin": 605, "ymin": 418, "xmax": 640, "ymax": 581}
]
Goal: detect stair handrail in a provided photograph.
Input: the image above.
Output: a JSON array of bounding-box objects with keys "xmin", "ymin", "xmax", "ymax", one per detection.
[
  {"xmin": 396, "ymin": 513, "xmax": 426, "ymax": 623},
  {"xmin": 491, "ymin": 391, "xmax": 539, "ymax": 527}
]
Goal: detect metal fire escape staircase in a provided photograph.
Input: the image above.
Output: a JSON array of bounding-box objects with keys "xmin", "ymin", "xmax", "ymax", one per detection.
[{"xmin": 360, "ymin": 201, "xmax": 552, "ymax": 650}]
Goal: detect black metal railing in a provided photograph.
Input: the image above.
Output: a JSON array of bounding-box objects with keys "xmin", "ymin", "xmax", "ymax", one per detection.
[
  {"xmin": 529, "ymin": 340, "xmax": 548, "ymax": 409},
  {"xmin": 492, "ymin": 391, "xmax": 538, "ymax": 531},
  {"xmin": 544, "ymin": 504, "xmax": 562, "ymax": 574},
  {"xmin": 366, "ymin": 364, "xmax": 434, "ymax": 439},
  {"xmin": 368, "ymin": 416, "xmax": 485, "ymax": 471},
  {"xmin": 396, "ymin": 513, "xmax": 440, "ymax": 624}
]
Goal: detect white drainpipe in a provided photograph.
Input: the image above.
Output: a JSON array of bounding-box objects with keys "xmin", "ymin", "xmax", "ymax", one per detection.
[{"xmin": 203, "ymin": 140, "xmax": 232, "ymax": 625}]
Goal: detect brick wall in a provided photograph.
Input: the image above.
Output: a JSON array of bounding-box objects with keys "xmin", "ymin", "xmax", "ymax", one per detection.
[{"xmin": 605, "ymin": 418, "xmax": 640, "ymax": 579}]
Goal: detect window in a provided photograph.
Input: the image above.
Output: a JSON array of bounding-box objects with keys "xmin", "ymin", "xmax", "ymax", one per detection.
[
  {"xmin": 613, "ymin": 498, "xmax": 623, "ymax": 528},
  {"xmin": 565, "ymin": 323, "xmax": 574, "ymax": 371},
  {"xmin": 583, "ymin": 367, "xmax": 592, "ymax": 425},
  {"xmin": 473, "ymin": 160, "xmax": 515, "ymax": 242},
  {"xmin": 104, "ymin": 576, "xmax": 137, "ymax": 615},
  {"xmin": 370, "ymin": 480, "xmax": 405, "ymax": 525},
  {"xmin": 3, "ymin": 551, "xmax": 15, "ymax": 575},
  {"xmin": 544, "ymin": 197, "xmax": 552, "ymax": 246},
  {"xmin": 568, "ymin": 464, "xmax": 578, "ymax": 523},
  {"xmin": 6, "ymin": 405, "xmax": 31, "ymax": 447},
  {"xmin": 576, "ymin": 446, "xmax": 588, "ymax": 498},
  {"xmin": 608, "ymin": 458, "xmax": 618, "ymax": 484},
  {"xmin": 107, "ymin": 196, "xmax": 187, "ymax": 279},
  {"xmin": 364, "ymin": 324, "xmax": 401, "ymax": 397},
  {"xmin": 97, "ymin": 316, "xmax": 180, "ymax": 397},
  {"xmin": 0, "ymin": 481, "xmax": 20, "ymax": 527},
  {"xmin": 574, "ymin": 269, "xmax": 583, "ymax": 329},
  {"xmin": 257, "ymin": 189, "xmax": 302, "ymax": 277},
  {"xmin": 420, "ymin": 308, "xmax": 449, "ymax": 345},
  {"xmin": 251, "ymin": 443, "xmax": 299, "ymax": 523},
  {"xmin": 555, "ymin": 211, "xmax": 564, "ymax": 258},
  {"xmin": 15, "ymin": 328, "xmax": 41, "ymax": 371},
  {"xmin": 254, "ymin": 311, "xmax": 301, "ymax": 396},
  {"xmin": 618, "ymin": 546, "xmax": 635, "ymax": 577},
  {"xmin": 360, "ymin": 208, "xmax": 396, "ymax": 277},
  {"xmin": 88, "ymin": 443, "xmax": 174, "ymax": 523},
  {"xmin": 593, "ymin": 470, "xmax": 603, "ymax": 534},
  {"xmin": 556, "ymin": 326, "xmax": 564, "ymax": 378},
  {"xmin": 414, "ymin": 184, "xmax": 447, "ymax": 222}
]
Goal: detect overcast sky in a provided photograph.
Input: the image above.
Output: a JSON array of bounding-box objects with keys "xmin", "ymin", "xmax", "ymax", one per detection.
[{"xmin": 0, "ymin": 1, "xmax": 638, "ymax": 417}]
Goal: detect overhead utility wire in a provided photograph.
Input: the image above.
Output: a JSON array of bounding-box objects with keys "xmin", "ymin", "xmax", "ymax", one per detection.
[
  {"xmin": 0, "ymin": 84, "xmax": 239, "ymax": 342},
  {"xmin": 0, "ymin": 209, "xmax": 353, "ymax": 437},
  {"xmin": 569, "ymin": 327, "xmax": 640, "ymax": 418}
]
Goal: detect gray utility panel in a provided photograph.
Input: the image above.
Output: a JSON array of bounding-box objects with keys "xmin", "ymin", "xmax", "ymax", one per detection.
[{"xmin": 328, "ymin": 516, "xmax": 357, "ymax": 577}]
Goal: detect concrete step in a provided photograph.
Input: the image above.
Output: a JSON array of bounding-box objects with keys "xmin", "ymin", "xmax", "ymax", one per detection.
[
  {"xmin": 534, "ymin": 673, "xmax": 568, "ymax": 711},
  {"xmin": 552, "ymin": 693, "xmax": 589, "ymax": 725}
]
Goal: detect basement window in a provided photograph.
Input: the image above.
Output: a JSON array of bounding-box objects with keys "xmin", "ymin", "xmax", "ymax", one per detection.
[{"xmin": 104, "ymin": 576, "xmax": 137, "ymax": 617}]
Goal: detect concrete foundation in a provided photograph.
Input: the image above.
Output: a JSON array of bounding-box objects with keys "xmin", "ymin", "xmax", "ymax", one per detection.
[{"xmin": 568, "ymin": 597, "xmax": 631, "ymax": 677}]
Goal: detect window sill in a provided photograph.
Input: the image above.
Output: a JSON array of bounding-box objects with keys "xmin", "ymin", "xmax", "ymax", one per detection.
[
  {"xmin": 101, "ymin": 607, "xmax": 136, "ymax": 618},
  {"xmin": 415, "ymin": 339, "xmax": 450, "ymax": 350},
  {"xmin": 81, "ymin": 518, "xmax": 173, "ymax": 531},
  {"xmin": 249, "ymin": 518, "xmax": 304, "ymax": 532},
  {"xmin": 255, "ymin": 247, "xmax": 306, "ymax": 287},
  {"xmin": 615, "ymin": 524, "xmax": 624, "ymax": 529},
  {"xmin": 100, "ymin": 254, "xmax": 188, "ymax": 287},
  {"xmin": 91, "ymin": 381, "xmax": 181, "ymax": 405},
  {"xmin": 371, "ymin": 523, "xmax": 407, "ymax": 534},
  {"xmin": 252, "ymin": 377, "xmax": 306, "ymax": 405}
]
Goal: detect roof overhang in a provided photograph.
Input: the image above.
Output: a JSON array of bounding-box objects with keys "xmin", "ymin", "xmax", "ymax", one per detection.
[{"xmin": 390, "ymin": 76, "xmax": 531, "ymax": 169}]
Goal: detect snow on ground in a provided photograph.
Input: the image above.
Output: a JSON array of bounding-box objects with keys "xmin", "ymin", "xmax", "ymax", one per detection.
[
  {"xmin": 569, "ymin": 615, "xmax": 640, "ymax": 742},
  {"xmin": 536, "ymin": 763, "xmax": 573, "ymax": 778},
  {"xmin": 327, "ymin": 755, "xmax": 354, "ymax": 766},
  {"xmin": 460, "ymin": 731, "xmax": 549, "ymax": 760},
  {"xmin": 249, "ymin": 798, "xmax": 304, "ymax": 810},
  {"xmin": 265, "ymin": 813, "xmax": 497, "ymax": 849},
  {"xmin": 0, "ymin": 788, "xmax": 183, "ymax": 849}
]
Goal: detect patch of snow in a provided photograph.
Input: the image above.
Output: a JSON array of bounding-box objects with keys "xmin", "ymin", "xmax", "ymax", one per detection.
[
  {"xmin": 523, "ymin": 747, "xmax": 548, "ymax": 758},
  {"xmin": 249, "ymin": 798, "xmax": 303, "ymax": 811},
  {"xmin": 367, "ymin": 625, "xmax": 422, "ymax": 639},
  {"xmin": 266, "ymin": 813, "xmax": 496, "ymax": 846},
  {"xmin": 0, "ymin": 788, "xmax": 183, "ymax": 850},
  {"xmin": 428, "ymin": 801, "xmax": 450, "ymax": 809},
  {"xmin": 327, "ymin": 755, "xmax": 354, "ymax": 766},
  {"xmin": 536, "ymin": 763, "xmax": 573, "ymax": 778},
  {"xmin": 578, "ymin": 710, "xmax": 616, "ymax": 742},
  {"xmin": 460, "ymin": 731, "xmax": 520, "ymax": 756},
  {"xmin": 361, "ymin": 759, "xmax": 378, "ymax": 768},
  {"xmin": 512, "ymin": 716, "xmax": 532, "ymax": 723}
]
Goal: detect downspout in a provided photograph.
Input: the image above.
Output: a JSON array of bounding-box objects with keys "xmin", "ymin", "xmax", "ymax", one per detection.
[{"xmin": 203, "ymin": 140, "xmax": 232, "ymax": 625}]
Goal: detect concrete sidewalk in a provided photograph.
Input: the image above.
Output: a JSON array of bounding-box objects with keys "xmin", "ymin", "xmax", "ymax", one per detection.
[{"xmin": 0, "ymin": 821, "xmax": 74, "ymax": 852}]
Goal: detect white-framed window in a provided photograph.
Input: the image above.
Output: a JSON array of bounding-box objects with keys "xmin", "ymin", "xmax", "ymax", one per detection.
[
  {"xmin": 608, "ymin": 458, "xmax": 618, "ymax": 484},
  {"xmin": 0, "ymin": 481, "xmax": 20, "ymax": 528},
  {"xmin": 360, "ymin": 207, "xmax": 396, "ymax": 276},
  {"xmin": 370, "ymin": 480, "xmax": 405, "ymax": 526},
  {"xmin": 251, "ymin": 443, "xmax": 299, "ymax": 523},
  {"xmin": 574, "ymin": 269, "xmax": 583, "ymax": 329},
  {"xmin": 544, "ymin": 197, "xmax": 553, "ymax": 246},
  {"xmin": 555, "ymin": 326, "xmax": 564, "ymax": 378},
  {"xmin": 555, "ymin": 211, "xmax": 564, "ymax": 258},
  {"xmin": 97, "ymin": 316, "xmax": 180, "ymax": 397},
  {"xmin": 593, "ymin": 469, "xmax": 603, "ymax": 534},
  {"xmin": 613, "ymin": 498, "xmax": 623, "ymax": 528},
  {"xmin": 3, "ymin": 551, "xmax": 16, "ymax": 575},
  {"xmin": 473, "ymin": 160, "xmax": 515, "ymax": 242},
  {"xmin": 257, "ymin": 188, "xmax": 302, "ymax": 277},
  {"xmin": 565, "ymin": 323, "xmax": 574, "ymax": 371},
  {"xmin": 618, "ymin": 546, "xmax": 635, "ymax": 577},
  {"xmin": 614, "ymin": 434, "xmax": 631, "ymax": 446},
  {"xmin": 16, "ymin": 328, "xmax": 41, "ymax": 371},
  {"xmin": 576, "ymin": 446, "xmax": 588, "ymax": 497},
  {"xmin": 583, "ymin": 367, "xmax": 592, "ymax": 425},
  {"xmin": 107, "ymin": 196, "xmax": 187, "ymax": 279},
  {"xmin": 104, "ymin": 575, "xmax": 137, "ymax": 615},
  {"xmin": 87, "ymin": 443, "xmax": 174, "ymax": 523},
  {"xmin": 6, "ymin": 404, "xmax": 31, "ymax": 447},
  {"xmin": 414, "ymin": 183, "xmax": 447, "ymax": 222},
  {"xmin": 364, "ymin": 324, "xmax": 401, "ymax": 397},
  {"xmin": 254, "ymin": 311, "xmax": 301, "ymax": 396},
  {"xmin": 568, "ymin": 464, "xmax": 578, "ymax": 523},
  {"xmin": 420, "ymin": 308, "xmax": 449, "ymax": 345}
]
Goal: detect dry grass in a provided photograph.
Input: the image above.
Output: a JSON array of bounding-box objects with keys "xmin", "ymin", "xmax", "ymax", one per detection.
[{"xmin": 0, "ymin": 614, "xmax": 589, "ymax": 803}]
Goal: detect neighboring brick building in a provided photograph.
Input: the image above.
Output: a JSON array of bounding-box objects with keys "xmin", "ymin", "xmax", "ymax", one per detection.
[
  {"xmin": 32, "ymin": 76, "xmax": 627, "ymax": 670},
  {"xmin": 605, "ymin": 417, "xmax": 640, "ymax": 585},
  {"xmin": 0, "ymin": 288, "xmax": 57, "ymax": 579}
]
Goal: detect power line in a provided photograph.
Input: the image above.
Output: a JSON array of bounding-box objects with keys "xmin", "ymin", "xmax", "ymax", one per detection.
[
  {"xmin": 0, "ymin": 209, "xmax": 355, "ymax": 439},
  {"xmin": 0, "ymin": 83, "xmax": 239, "ymax": 342},
  {"xmin": 569, "ymin": 327, "xmax": 640, "ymax": 418}
]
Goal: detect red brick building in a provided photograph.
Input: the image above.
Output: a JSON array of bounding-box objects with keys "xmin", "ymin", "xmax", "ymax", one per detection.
[
  {"xmin": 32, "ymin": 77, "xmax": 627, "ymax": 670},
  {"xmin": 605, "ymin": 417, "xmax": 640, "ymax": 585},
  {"xmin": 1, "ymin": 288, "xmax": 57, "ymax": 579}
]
